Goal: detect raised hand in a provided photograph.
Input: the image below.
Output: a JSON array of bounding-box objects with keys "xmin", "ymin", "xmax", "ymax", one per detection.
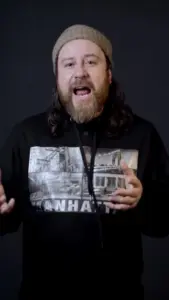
[
  {"xmin": 0, "ymin": 169, "xmax": 15, "ymax": 214},
  {"xmin": 105, "ymin": 160, "xmax": 143, "ymax": 211}
]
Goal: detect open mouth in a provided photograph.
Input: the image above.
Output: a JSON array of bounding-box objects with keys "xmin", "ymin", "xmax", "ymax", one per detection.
[{"xmin": 73, "ymin": 86, "xmax": 91, "ymax": 96}]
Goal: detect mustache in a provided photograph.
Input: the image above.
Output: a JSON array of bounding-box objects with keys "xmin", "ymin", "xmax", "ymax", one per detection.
[{"xmin": 69, "ymin": 78, "xmax": 94, "ymax": 91}]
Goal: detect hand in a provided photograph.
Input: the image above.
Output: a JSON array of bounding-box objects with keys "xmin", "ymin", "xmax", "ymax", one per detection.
[
  {"xmin": 0, "ymin": 169, "xmax": 15, "ymax": 214},
  {"xmin": 105, "ymin": 160, "xmax": 143, "ymax": 211}
]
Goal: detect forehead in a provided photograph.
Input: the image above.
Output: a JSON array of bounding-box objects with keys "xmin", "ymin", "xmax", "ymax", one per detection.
[{"xmin": 58, "ymin": 39, "xmax": 105, "ymax": 60}]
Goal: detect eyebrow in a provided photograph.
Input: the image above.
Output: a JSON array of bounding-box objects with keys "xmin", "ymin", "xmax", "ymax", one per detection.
[
  {"xmin": 60, "ymin": 53, "xmax": 100, "ymax": 64},
  {"xmin": 60, "ymin": 57, "xmax": 75, "ymax": 64},
  {"xmin": 84, "ymin": 53, "xmax": 100, "ymax": 59}
]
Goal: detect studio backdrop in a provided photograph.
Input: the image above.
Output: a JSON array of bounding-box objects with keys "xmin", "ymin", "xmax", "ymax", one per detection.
[{"xmin": 0, "ymin": 1, "xmax": 169, "ymax": 299}]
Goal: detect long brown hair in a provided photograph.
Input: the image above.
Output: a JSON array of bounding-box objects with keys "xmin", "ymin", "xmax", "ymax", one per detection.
[{"xmin": 47, "ymin": 76, "xmax": 134, "ymax": 138}]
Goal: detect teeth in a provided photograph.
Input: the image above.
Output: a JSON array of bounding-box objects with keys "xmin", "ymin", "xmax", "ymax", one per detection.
[{"xmin": 73, "ymin": 87, "xmax": 91, "ymax": 95}]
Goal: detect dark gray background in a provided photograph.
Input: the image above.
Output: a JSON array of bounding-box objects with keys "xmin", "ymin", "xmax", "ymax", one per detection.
[{"xmin": 0, "ymin": 1, "xmax": 169, "ymax": 299}]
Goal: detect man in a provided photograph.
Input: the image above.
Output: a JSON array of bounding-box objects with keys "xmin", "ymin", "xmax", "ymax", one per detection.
[{"xmin": 0, "ymin": 24, "xmax": 169, "ymax": 299}]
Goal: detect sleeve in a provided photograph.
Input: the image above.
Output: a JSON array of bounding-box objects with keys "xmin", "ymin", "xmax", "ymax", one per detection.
[
  {"xmin": 136, "ymin": 125, "xmax": 169, "ymax": 238},
  {"xmin": 0, "ymin": 124, "xmax": 23, "ymax": 236}
]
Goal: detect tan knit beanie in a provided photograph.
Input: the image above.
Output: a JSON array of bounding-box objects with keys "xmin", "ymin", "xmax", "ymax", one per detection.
[{"xmin": 52, "ymin": 24, "xmax": 113, "ymax": 75}]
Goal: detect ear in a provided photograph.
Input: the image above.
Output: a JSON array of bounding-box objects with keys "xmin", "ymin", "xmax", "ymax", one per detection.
[{"xmin": 108, "ymin": 69, "xmax": 112, "ymax": 84}]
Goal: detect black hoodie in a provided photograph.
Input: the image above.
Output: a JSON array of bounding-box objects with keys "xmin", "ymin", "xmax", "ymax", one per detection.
[{"xmin": 0, "ymin": 109, "xmax": 169, "ymax": 299}]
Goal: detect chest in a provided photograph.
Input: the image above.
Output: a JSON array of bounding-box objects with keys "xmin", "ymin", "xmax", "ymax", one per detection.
[{"xmin": 27, "ymin": 145, "xmax": 139, "ymax": 214}]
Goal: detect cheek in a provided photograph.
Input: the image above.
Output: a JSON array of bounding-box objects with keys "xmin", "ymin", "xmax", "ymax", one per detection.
[
  {"xmin": 57, "ymin": 74, "xmax": 70, "ymax": 92},
  {"xmin": 92, "ymin": 75, "xmax": 107, "ymax": 89},
  {"xmin": 89, "ymin": 68, "xmax": 108, "ymax": 88}
]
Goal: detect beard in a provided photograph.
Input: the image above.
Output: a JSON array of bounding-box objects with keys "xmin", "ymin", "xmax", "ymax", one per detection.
[{"xmin": 57, "ymin": 76, "xmax": 110, "ymax": 124}]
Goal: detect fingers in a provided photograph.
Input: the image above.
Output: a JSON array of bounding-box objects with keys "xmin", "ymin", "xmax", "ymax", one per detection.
[
  {"xmin": 105, "ymin": 201, "xmax": 136, "ymax": 211},
  {"xmin": 120, "ymin": 160, "xmax": 134, "ymax": 176},
  {"xmin": 106, "ymin": 174, "xmax": 143, "ymax": 211},
  {"xmin": 0, "ymin": 168, "xmax": 15, "ymax": 214},
  {"xmin": 0, "ymin": 198, "xmax": 15, "ymax": 214},
  {"xmin": 0, "ymin": 193, "xmax": 6, "ymax": 204},
  {"xmin": 0, "ymin": 169, "xmax": 6, "ymax": 199},
  {"xmin": 126, "ymin": 175, "xmax": 141, "ymax": 187},
  {"xmin": 110, "ymin": 195, "xmax": 136, "ymax": 204},
  {"xmin": 0, "ymin": 182, "xmax": 5, "ymax": 196},
  {"xmin": 113, "ymin": 187, "xmax": 140, "ymax": 198}
]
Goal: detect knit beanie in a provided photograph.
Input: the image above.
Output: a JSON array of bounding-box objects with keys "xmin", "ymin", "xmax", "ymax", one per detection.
[{"xmin": 52, "ymin": 24, "xmax": 113, "ymax": 75}]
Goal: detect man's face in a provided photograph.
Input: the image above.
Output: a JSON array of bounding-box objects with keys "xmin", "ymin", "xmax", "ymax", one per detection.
[{"xmin": 56, "ymin": 39, "xmax": 112, "ymax": 123}]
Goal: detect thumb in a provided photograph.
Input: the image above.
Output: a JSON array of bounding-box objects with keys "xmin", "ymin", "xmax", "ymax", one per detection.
[
  {"xmin": 0, "ymin": 198, "xmax": 15, "ymax": 214},
  {"xmin": 6, "ymin": 198, "xmax": 15, "ymax": 213},
  {"xmin": 120, "ymin": 159, "xmax": 134, "ymax": 176},
  {"xmin": 0, "ymin": 169, "xmax": 5, "ymax": 195}
]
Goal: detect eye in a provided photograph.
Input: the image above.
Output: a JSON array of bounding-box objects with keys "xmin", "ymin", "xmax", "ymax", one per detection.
[
  {"xmin": 64, "ymin": 62, "xmax": 74, "ymax": 68},
  {"xmin": 87, "ymin": 60, "xmax": 96, "ymax": 65}
]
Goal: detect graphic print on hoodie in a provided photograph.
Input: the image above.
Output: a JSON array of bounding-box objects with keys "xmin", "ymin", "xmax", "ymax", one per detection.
[{"xmin": 28, "ymin": 146, "xmax": 139, "ymax": 214}]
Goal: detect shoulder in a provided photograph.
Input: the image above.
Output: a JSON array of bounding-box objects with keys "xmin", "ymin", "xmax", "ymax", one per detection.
[
  {"xmin": 12, "ymin": 111, "xmax": 49, "ymax": 135},
  {"xmin": 4, "ymin": 111, "xmax": 49, "ymax": 147},
  {"xmin": 132, "ymin": 114, "xmax": 155, "ymax": 131},
  {"xmin": 18, "ymin": 111, "xmax": 48, "ymax": 129},
  {"xmin": 132, "ymin": 114, "xmax": 167, "ymax": 151},
  {"xmin": 130, "ymin": 113, "xmax": 160, "ymax": 140}
]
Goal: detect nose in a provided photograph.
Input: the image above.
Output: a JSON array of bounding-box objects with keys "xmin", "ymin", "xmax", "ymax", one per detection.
[{"xmin": 74, "ymin": 63, "xmax": 87, "ymax": 78}]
